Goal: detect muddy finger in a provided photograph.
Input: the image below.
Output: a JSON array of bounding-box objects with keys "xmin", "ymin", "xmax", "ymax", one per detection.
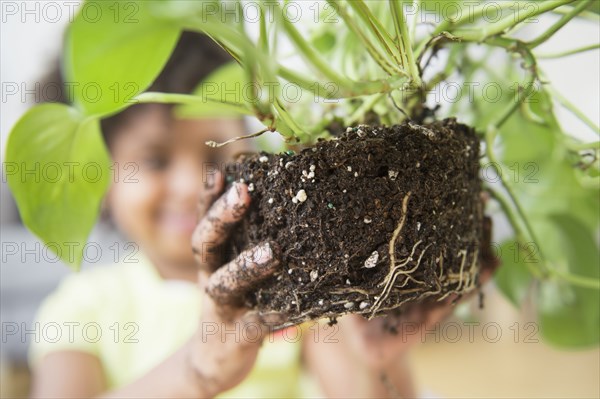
[
  {"xmin": 197, "ymin": 170, "xmax": 225, "ymax": 218},
  {"xmin": 192, "ymin": 182, "xmax": 250, "ymax": 271},
  {"xmin": 206, "ymin": 242, "xmax": 280, "ymax": 306}
]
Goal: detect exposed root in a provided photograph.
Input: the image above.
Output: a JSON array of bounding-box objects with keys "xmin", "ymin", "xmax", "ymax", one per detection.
[
  {"xmin": 368, "ymin": 193, "xmax": 414, "ymax": 318},
  {"xmin": 378, "ymin": 240, "xmax": 423, "ymax": 289},
  {"xmin": 455, "ymin": 249, "xmax": 467, "ymax": 291},
  {"xmin": 205, "ymin": 128, "xmax": 270, "ymax": 148},
  {"xmin": 388, "ymin": 192, "xmax": 412, "ymax": 267},
  {"xmin": 373, "ymin": 241, "xmax": 421, "ymax": 310},
  {"xmin": 393, "ymin": 244, "xmax": 431, "ymax": 288},
  {"xmin": 436, "ymin": 248, "xmax": 480, "ymax": 302},
  {"xmin": 463, "ymin": 249, "xmax": 479, "ymax": 292},
  {"xmin": 370, "ymin": 240, "xmax": 425, "ymax": 319}
]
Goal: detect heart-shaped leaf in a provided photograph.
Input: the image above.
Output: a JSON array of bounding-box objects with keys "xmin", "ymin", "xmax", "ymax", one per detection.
[
  {"xmin": 5, "ymin": 103, "xmax": 111, "ymax": 270},
  {"xmin": 65, "ymin": 0, "xmax": 181, "ymax": 117}
]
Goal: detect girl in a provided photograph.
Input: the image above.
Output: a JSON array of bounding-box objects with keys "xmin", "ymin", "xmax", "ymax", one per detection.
[
  {"xmin": 29, "ymin": 32, "xmax": 303, "ymax": 398},
  {"xmin": 29, "ymin": 31, "xmax": 496, "ymax": 399}
]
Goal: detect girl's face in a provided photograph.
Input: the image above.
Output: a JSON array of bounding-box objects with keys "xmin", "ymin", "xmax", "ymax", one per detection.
[{"xmin": 106, "ymin": 105, "xmax": 249, "ymax": 270}]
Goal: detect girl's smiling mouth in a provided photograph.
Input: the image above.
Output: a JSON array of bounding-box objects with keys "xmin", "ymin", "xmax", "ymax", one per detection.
[{"xmin": 157, "ymin": 211, "xmax": 198, "ymax": 235}]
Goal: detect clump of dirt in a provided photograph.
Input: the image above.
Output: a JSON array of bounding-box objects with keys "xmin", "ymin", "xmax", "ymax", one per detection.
[{"xmin": 222, "ymin": 118, "xmax": 487, "ymax": 328}]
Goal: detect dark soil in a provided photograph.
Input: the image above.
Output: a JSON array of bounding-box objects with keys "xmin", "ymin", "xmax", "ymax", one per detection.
[{"xmin": 222, "ymin": 118, "xmax": 489, "ymax": 328}]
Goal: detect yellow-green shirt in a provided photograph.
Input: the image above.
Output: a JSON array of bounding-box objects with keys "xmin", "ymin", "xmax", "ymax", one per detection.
[{"xmin": 28, "ymin": 253, "xmax": 304, "ymax": 398}]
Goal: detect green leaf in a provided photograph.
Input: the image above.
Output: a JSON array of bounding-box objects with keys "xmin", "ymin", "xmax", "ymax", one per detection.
[
  {"xmin": 498, "ymin": 88, "xmax": 560, "ymax": 164},
  {"xmin": 494, "ymin": 241, "xmax": 534, "ymax": 307},
  {"xmin": 586, "ymin": 1, "xmax": 600, "ymax": 15},
  {"xmin": 5, "ymin": 104, "xmax": 111, "ymax": 270},
  {"xmin": 65, "ymin": 0, "xmax": 181, "ymax": 117},
  {"xmin": 537, "ymin": 214, "xmax": 600, "ymax": 347},
  {"xmin": 311, "ymin": 31, "xmax": 337, "ymax": 53}
]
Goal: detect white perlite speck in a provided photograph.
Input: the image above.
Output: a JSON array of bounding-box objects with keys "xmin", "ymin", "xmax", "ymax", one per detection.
[
  {"xmin": 259, "ymin": 155, "xmax": 269, "ymax": 163},
  {"xmin": 388, "ymin": 170, "xmax": 399, "ymax": 180},
  {"xmin": 359, "ymin": 301, "xmax": 370, "ymax": 310},
  {"xmin": 310, "ymin": 270, "xmax": 318, "ymax": 282},
  {"xmin": 347, "ymin": 166, "xmax": 352, "ymax": 172},
  {"xmin": 247, "ymin": 183, "xmax": 255, "ymax": 192},
  {"xmin": 318, "ymin": 299, "xmax": 324, "ymax": 306},
  {"xmin": 268, "ymin": 198, "xmax": 274, "ymax": 204},
  {"xmin": 363, "ymin": 217, "xmax": 372, "ymax": 224},
  {"xmin": 344, "ymin": 302, "xmax": 355, "ymax": 309},
  {"xmin": 364, "ymin": 251, "xmax": 379, "ymax": 268},
  {"xmin": 295, "ymin": 189, "xmax": 307, "ymax": 203},
  {"xmin": 301, "ymin": 168, "xmax": 315, "ymax": 179}
]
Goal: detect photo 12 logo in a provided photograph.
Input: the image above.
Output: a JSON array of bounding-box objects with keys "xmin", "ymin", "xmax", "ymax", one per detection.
[
  {"xmin": 1, "ymin": 240, "xmax": 139, "ymax": 265},
  {"xmin": 2, "ymin": 81, "xmax": 140, "ymax": 105},
  {"xmin": 1, "ymin": 1, "xmax": 140, "ymax": 24},
  {"xmin": 2, "ymin": 321, "xmax": 139, "ymax": 344}
]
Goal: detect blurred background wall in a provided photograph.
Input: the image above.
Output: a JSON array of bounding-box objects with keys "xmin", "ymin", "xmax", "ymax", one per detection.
[{"xmin": 1, "ymin": 2, "xmax": 599, "ymax": 398}]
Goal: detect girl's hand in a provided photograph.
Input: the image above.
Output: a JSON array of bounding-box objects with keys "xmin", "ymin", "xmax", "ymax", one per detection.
[
  {"xmin": 339, "ymin": 252, "xmax": 498, "ymax": 371},
  {"xmin": 189, "ymin": 182, "xmax": 282, "ymax": 397},
  {"xmin": 338, "ymin": 297, "xmax": 458, "ymax": 369},
  {"xmin": 340, "ymin": 211, "xmax": 499, "ymax": 371}
]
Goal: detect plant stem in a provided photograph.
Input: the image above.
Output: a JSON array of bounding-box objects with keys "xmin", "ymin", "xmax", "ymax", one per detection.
[
  {"xmin": 414, "ymin": 0, "xmax": 573, "ymax": 56},
  {"xmin": 552, "ymin": 4, "xmax": 600, "ymax": 22},
  {"xmin": 546, "ymin": 86, "xmax": 600, "ymax": 135},
  {"xmin": 389, "ymin": 0, "xmax": 422, "ymax": 87},
  {"xmin": 486, "ymin": 186, "xmax": 544, "ymax": 279},
  {"xmin": 345, "ymin": 94, "xmax": 385, "ymax": 126},
  {"xmin": 551, "ymin": 269, "xmax": 600, "ymax": 289},
  {"xmin": 258, "ymin": 3, "xmax": 269, "ymax": 53},
  {"xmin": 410, "ymin": 0, "xmax": 419, "ymax": 41},
  {"xmin": 482, "ymin": 38, "xmax": 537, "ymax": 129},
  {"xmin": 278, "ymin": 66, "xmax": 407, "ymax": 98},
  {"xmin": 486, "ymin": 186, "xmax": 600, "ymax": 289},
  {"xmin": 566, "ymin": 140, "xmax": 600, "ymax": 151},
  {"xmin": 326, "ymin": 0, "xmax": 403, "ymax": 76},
  {"xmin": 536, "ymin": 43, "xmax": 600, "ymax": 58},
  {"xmin": 486, "ymin": 126, "xmax": 547, "ymax": 265},
  {"xmin": 526, "ymin": 0, "xmax": 592, "ymax": 49},
  {"xmin": 273, "ymin": 4, "xmax": 353, "ymax": 90},
  {"xmin": 346, "ymin": 0, "xmax": 404, "ymax": 67},
  {"xmin": 450, "ymin": 0, "xmax": 575, "ymax": 43},
  {"xmin": 272, "ymin": 98, "xmax": 306, "ymax": 138},
  {"xmin": 134, "ymin": 92, "xmax": 253, "ymax": 114}
]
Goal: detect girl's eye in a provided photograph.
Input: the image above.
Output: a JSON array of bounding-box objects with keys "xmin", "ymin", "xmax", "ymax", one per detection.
[{"xmin": 143, "ymin": 155, "xmax": 169, "ymax": 170}]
